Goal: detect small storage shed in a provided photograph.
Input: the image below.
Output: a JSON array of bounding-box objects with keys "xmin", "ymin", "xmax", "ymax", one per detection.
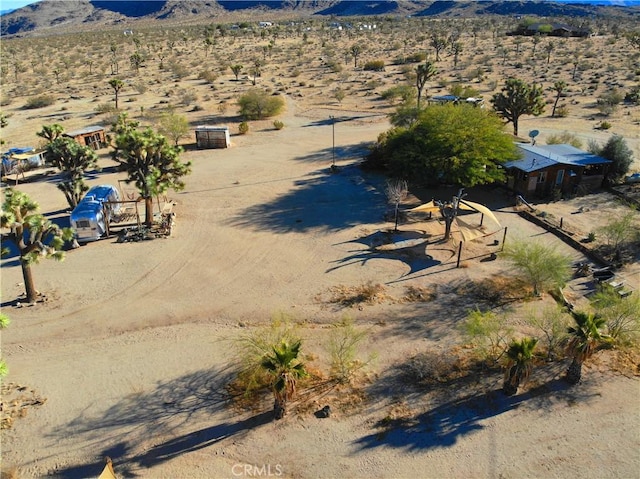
[
  {"xmin": 64, "ymin": 126, "xmax": 106, "ymax": 150},
  {"xmin": 195, "ymin": 126, "xmax": 230, "ymax": 149}
]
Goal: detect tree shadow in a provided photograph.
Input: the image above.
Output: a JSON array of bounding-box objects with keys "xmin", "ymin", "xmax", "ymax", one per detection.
[
  {"xmin": 48, "ymin": 364, "xmax": 264, "ymax": 477},
  {"xmin": 225, "ymin": 164, "xmax": 386, "ymax": 233},
  {"xmin": 293, "ymin": 141, "xmax": 375, "ymax": 164},
  {"xmin": 356, "ymin": 359, "xmax": 603, "ymax": 452}
]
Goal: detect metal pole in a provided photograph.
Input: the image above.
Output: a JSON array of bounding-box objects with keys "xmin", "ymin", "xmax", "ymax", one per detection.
[
  {"xmin": 480, "ymin": 213, "xmax": 484, "ymax": 226},
  {"xmin": 330, "ymin": 116, "xmax": 336, "ymax": 167},
  {"xmin": 456, "ymin": 241, "xmax": 463, "ymax": 268},
  {"xmin": 501, "ymin": 226, "xmax": 508, "ymax": 252}
]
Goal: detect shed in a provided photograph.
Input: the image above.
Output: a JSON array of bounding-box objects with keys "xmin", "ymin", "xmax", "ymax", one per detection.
[
  {"xmin": 195, "ymin": 126, "xmax": 230, "ymax": 149},
  {"xmin": 63, "ymin": 126, "xmax": 106, "ymax": 150}
]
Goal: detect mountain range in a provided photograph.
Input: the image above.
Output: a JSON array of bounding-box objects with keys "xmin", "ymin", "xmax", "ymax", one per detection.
[{"xmin": 2, "ymin": 0, "xmax": 639, "ymax": 36}]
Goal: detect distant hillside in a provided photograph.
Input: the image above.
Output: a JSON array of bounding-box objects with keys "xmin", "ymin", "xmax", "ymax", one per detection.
[{"xmin": 2, "ymin": 0, "xmax": 639, "ymax": 36}]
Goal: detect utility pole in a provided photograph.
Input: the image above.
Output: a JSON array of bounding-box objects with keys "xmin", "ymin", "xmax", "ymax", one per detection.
[{"xmin": 330, "ymin": 115, "xmax": 336, "ymax": 167}]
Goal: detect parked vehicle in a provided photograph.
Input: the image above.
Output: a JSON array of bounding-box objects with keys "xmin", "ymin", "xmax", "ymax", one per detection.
[{"xmin": 70, "ymin": 185, "xmax": 121, "ymax": 243}]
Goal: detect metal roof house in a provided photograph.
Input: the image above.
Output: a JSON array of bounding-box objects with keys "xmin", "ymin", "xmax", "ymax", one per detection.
[
  {"xmin": 63, "ymin": 126, "xmax": 106, "ymax": 150},
  {"xmin": 504, "ymin": 143, "xmax": 611, "ymax": 198}
]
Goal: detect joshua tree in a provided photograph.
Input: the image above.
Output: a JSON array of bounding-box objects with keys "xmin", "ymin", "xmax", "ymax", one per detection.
[
  {"xmin": 45, "ymin": 136, "xmax": 99, "ymax": 208},
  {"xmin": 108, "ymin": 78, "xmax": 124, "ymax": 109},
  {"xmin": 350, "ymin": 43, "xmax": 363, "ymax": 68},
  {"xmin": 261, "ymin": 340, "xmax": 307, "ymax": 420},
  {"xmin": 491, "ymin": 78, "xmax": 545, "ymax": 136},
  {"xmin": 111, "ymin": 114, "xmax": 192, "ymax": 226},
  {"xmin": 544, "ymin": 41, "xmax": 555, "ymax": 65},
  {"xmin": 564, "ymin": 311, "xmax": 611, "ymax": 385},
  {"xmin": 1, "ymin": 189, "xmax": 73, "ymax": 303},
  {"xmin": 430, "ymin": 34, "xmax": 448, "ymax": 62},
  {"xmin": 551, "ymin": 80, "xmax": 567, "ymax": 118},
  {"xmin": 415, "ymin": 61, "xmax": 437, "ymax": 110},
  {"xmin": 502, "ymin": 337, "xmax": 538, "ymax": 396},
  {"xmin": 36, "ymin": 123, "xmax": 64, "ymax": 143},
  {"xmin": 230, "ymin": 64, "xmax": 243, "ymax": 81},
  {"xmin": 450, "ymin": 41, "xmax": 463, "ymax": 68}
]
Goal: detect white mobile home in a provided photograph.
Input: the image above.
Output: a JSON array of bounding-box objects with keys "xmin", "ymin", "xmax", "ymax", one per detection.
[{"xmin": 70, "ymin": 185, "xmax": 121, "ymax": 242}]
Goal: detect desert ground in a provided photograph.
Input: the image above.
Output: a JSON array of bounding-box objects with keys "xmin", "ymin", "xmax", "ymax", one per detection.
[{"xmin": 1, "ymin": 16, "xmax": 640, "ymax": 479}]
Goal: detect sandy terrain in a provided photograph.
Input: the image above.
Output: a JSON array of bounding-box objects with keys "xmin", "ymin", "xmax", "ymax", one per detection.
[
  {"xmin": 1, "ymin": 93, "xmax": 639, "ymax": 479},
  {"xmin": 1, "ymin": 18, "xmax": 640, "ymax": 479}
]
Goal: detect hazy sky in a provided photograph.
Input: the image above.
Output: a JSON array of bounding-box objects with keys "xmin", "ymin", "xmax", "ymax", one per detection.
[{"xmin": 1, "ymin": 0, "xmax": 40, "ymax": 11}]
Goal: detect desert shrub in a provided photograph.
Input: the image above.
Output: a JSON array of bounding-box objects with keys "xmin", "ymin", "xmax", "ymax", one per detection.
[
  {"xmin": 0, "ymin": 95, "xmax": 12, "ymax": 106},
  {"xmin": 238, "ymin": 121, "xmax": 249, "ymax": 134},
  {"xmin": 555, "ymin": 105, "xmax": 569, "ymax": 118},
  {"xmin": 597, "ymin": 211, "xmax": 638, "ymax": 257},
  {"xmin": 327, "ymin": 317, "xmax": 373, "ymax": 383},
  {"xmin": 94, "ymin": 103, "xmax": 116, "ymax": 114},
  {"xmin": 363, "ymin": 59, "xmax": 385, "ymax": 71},
  {"xmin": 168, "ymin": 61, "xmax": 188, "ymax": 79},
  {"xmin": 404, "ymin": 350, "xmax": 466, "ymax": 384},
  {"xmin": 448, "ymin": 84, "xmax": 480, "ymax": 98},
  {"xmin": 24, "ymin": 94, "xmax": 55, "ymax": 109},
  {"xmin": 598, "ymin": 120, "xmax": 612, "ymax": 130},
  {"xmin": 402, "ymin": 285, "xmax": 437, "ymax": 303},
  {"xmin": 179, "ymin": 89, "xmax": 197, "ymax": 105},
  {"xmin": 273, "ymin": 120, "xmax": 284, "ymax": 130},
  {"xmin": 590, "ymin": 284, "xmax": 640, "ymax": 347},
  {"xmin": 460, "ymin": 308, "xmax": 512, "ymax": 364},
  {"xmin": 546, "ymin": 131, "xmax": 582, "ymax": 148},
  {"xmin": 133, "ymin": 82, "xmax": 147, "ymax": 95},
  {"xmin": 625, "ymin": 85, "xmax": 640, "ymax": 104},
  {"xmin": 380, "ymin": 85, "xmax": 415, "ymax": 104},
  {"xmin": 525, "ymin": 304, "xmax": 570, "ymax": 359},
  {"xmin": 290, "ymin": 69, "xmax": 301, "ymax": 78},
  {"xmin": 325, "ymin": 59, "xmax": 343, "ymax": 73},
  {"xmin": 326, "ymin": 281, "xmax": 388, "ymax": 307},
  {"xmin": 237, "ymin": 89, "xmax": 284, "ymax": 120},
  {"xmin": 597, "ymin": 88, "xmax": 624, "ymax": 115},
  {"xmin": 405, "ymin": 52, "xmax": 427, "ymax": 63},
  {"xmin": 198, "ymin": 69, "xmax": 218, "ymax": 84},
  {"xmin": 365, "ymin": 79, "xmax": 383, "ymax": 90}
]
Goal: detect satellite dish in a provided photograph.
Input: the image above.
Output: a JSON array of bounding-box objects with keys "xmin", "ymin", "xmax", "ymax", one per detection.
[{"xmin": 529, "ymin": 130, "xmax": 540, "ymax": 138}]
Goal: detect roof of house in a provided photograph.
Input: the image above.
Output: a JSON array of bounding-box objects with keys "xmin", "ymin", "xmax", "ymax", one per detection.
[
  {"xmin": 64, "ymin": 125, "xmax": 105, "ymax": 137},
  {"xmin": 505, "ymin": 143, "xmax": 610, "ymax": 173}
]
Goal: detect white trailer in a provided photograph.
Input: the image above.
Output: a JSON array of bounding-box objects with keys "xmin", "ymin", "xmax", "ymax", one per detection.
[{"xmin": 70, "ymin": 185, "xmax": 121, "ymax": 243}]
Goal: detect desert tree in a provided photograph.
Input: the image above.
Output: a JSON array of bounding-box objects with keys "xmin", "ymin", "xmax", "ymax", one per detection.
[
  {"xmin": 261, "ymin": 340, "xmax": 307, "ymax": 419},
  {"xmin": 596, "ymin": 134, "xmax": 634, "ymax": 182},
  {"xmin": 429, "ymin": 33, "xmax": 448, "ymax": 62},
  {"xmin": 385, "ymin": 179, "xmax": 408, "ymax": 232},
  {"xmin": 531, "ymin": 34, "xmax": 541, "ymax": 58},
  {"xmin": 36, "ymin": 123, "xmax": 64, "ymax": 143},
  {"xmin": 129, "ymin": 51, "xmax": 145, "ymax": 74},
  {"xmin": 1, "ymin": 189, "xmax": 74, "ymax": 303},
  {"xmin": 108, "ymin": 78, "xmax": 124, "ymax": 109},
  {"xmin": 450, "ymin": 41, "xmax": 463, "ymax": 68},
  {"xmin": 415, "ymin": 61, "xmax": 437, "ymax": 111},
  {"xmin": 237, "ymin": 89, "xmax": 284, "ymax": 120},
  {"xmin": 501, "ymin": 238, "xmax": 572, "ymax": 296},
  {"xmin": 349, "ymin": 43, "xmax": 363, "ymax": 68},
  {"xmin": 333, "ymin": 87, "xmax": 346, "ymax": 104},
  {"xmin": 625, "ymin": 30, "xmax": 640, "ymax": 50},
  {"xmin": 596, "ymin": 211, "xmax": 638, "ymax": 260},
  {"xmin": 502, "ymin": 337, "xmax": 538, "ymax": 396},
  {"xmin": 564, "ymin": 311, "xmax": 611, "ymax": 385},
  {"xmin": 491, "ymin": 78, "xmax": 545, "ymax": 136},
  {"xmin": 544, "ymin": 41, "xmax": 555, "ymax": 65},
  {"xmin": 111, "ymin": 114, "xmax": 192, "ymax": 226},
  {"xmin": 229, "ymin": 63, "xmax": 243, "ymax": 81},
  {"xmin": 45, "ymin": 136, "xmax": 99, "ymax": 208},
  {"xmin": 367, "ymin": 103, "xmax": 518, "ymax": 188},
  {"xmin": 157, "ymin": 109, "xmax": 190, "ymax": 146},
  {"xmin": 251, "ymin": 59, "xmax": 262, "ymax": 86},
  {"xmin": 550, "ymin": 80, "xmax": 567, "ymax": 118}
]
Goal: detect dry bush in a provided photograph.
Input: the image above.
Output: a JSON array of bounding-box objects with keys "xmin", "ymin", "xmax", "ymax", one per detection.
[
  {"xmin": 326, "ymin": 281, "xmax": 390, "ymax": 307},
  {"xmin": 404, "ymin": 350, "xmax": 467, "ymax": 385},
  {"xmin": 454, "ymin": 276, "xmax": 532, "ymax": 305},
  {"xmin": 402, "ymin": 285, "xmax": 437, "ymax": 303}
]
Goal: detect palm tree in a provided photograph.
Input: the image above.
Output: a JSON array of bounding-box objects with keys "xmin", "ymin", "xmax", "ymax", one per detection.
[
  {"xmin": 564, "ymin": 311, "xmax": 611, "ymax": 385},
  {"xmin": 502, "ymin": 337, "xmax": 538, "ymax": 396},
  {"xmin": 261, "ymin": 340, "xmax": 307, "ymax": 420}
]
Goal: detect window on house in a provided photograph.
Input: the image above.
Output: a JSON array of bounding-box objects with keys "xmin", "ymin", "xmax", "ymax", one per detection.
[{"xmin": 537, "ymin": 171, "xmax": 547, "ymax": 184}]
